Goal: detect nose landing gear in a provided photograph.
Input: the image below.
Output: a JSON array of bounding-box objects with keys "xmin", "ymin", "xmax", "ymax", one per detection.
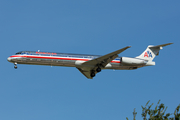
[{"xmin": 14, "ymin": 63, "xmax": 17, "ymax": 69}]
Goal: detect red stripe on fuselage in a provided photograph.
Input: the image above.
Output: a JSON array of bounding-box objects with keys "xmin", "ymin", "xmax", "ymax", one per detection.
[{"xmin": 9, "ymin": 55, "xmax": 120, "ymax": 63}]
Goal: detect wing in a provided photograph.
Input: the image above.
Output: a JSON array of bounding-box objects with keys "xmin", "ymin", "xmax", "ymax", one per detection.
[
  {"xmin": 82, "ymin": 46, "xmax": 131, "ymax": 67},
  {"xmin": 76, "ymin": 46, "xmax": 131, "ymax": 79},
  {"xmin": 77, "ymin": 67, "xmax": 93, "ymax": 79}
]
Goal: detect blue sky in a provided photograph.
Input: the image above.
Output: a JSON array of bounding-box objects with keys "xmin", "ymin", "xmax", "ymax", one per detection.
[{"xmin": 1, "ymin": 0, "xmax": 180, "ymax": 120}]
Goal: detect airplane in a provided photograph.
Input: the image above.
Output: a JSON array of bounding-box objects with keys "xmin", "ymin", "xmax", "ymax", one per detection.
[{"xmin": 7, "ymin": 43, "xmax": 173, "ymax": 79}]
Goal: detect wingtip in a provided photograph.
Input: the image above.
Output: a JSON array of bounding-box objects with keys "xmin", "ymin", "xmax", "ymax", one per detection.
[{"xmin": 164, "ymin": 43, "xmax": 174, "ymax": 46}]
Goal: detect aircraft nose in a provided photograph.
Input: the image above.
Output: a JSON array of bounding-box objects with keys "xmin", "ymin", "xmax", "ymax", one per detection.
[{"xmin": 7, "ymin": 57, "xmax": 11, "ymax": 62}]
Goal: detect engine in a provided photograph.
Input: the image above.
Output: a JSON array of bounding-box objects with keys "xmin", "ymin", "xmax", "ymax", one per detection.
[{"xmin": 120, "ymin": 57, "xmax": 147, "ymax": 65}]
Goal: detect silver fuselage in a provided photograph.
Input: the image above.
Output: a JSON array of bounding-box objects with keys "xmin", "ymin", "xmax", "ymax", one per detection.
[{"xmin": 7, "ymin": 51, "xmax": 144, "ymax": 70}]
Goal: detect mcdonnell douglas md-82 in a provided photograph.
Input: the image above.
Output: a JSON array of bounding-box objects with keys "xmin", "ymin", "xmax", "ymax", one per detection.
[{"xmin": 7, "ymin": 43, "xmax": 172, "ymax": 79}]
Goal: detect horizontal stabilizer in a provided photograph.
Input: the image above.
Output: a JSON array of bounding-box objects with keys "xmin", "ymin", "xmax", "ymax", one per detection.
[{"xmin": 149, "ymin": 43, "xmax": 173, "ymax": 48}]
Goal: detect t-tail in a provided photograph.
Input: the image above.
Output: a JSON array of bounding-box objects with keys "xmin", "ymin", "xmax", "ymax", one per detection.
[{"xmin": 136, "ymin": 43, "xmax": 173, "ymax": 66}]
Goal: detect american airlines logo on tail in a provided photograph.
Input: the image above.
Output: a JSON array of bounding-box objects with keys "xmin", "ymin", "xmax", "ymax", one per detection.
[{"xmin": 144, "ymin": 51, "xmax": 152, "ymax": 58}]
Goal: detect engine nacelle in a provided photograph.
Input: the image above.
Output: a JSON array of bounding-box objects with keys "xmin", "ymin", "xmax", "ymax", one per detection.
[{"xmin": 121, "ymin": 57, "xmax": 146, "ymax": 65}]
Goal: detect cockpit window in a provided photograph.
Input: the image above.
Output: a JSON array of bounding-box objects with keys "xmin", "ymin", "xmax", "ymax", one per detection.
[{"xmin": 15, "ymin": 52, "xmax": 22, "ymax": 55}]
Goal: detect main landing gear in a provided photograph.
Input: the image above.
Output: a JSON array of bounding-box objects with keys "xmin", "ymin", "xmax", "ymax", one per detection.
[
  {"xmin": 91, "ymin": 71, "xmax": 95, "ymax": 77},
  {"xmin": 96, "ymin": 67, "xmax": 101, "ymax": 72},
  {"xmin": 90, "ymin": 67, "xmax": 102, "ymax": 78},
  {"xmin": 14, "ymin": 63, "xmax": 17, "ymax": 69}
]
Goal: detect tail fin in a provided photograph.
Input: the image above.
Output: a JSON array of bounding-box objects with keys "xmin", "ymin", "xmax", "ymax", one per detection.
[{"xmin": 136, "ymin": 43, "xmax": 173, "ymax": 61}]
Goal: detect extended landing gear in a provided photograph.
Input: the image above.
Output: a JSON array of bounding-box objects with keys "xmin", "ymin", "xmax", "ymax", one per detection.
[
  {"xmin": 91, "ymin": 71, "xmax": 95, "ymax": 78},
  {"xmin": 14, "ymin": 63, "xmax": 17, "ymax": 69},
  {"xmin": 90, "ymin": 67, "xmax": 102, "ymax": 78},
  {"xmin": 96, "ymin": 67, "xmax": 101, "ymax": 72}
]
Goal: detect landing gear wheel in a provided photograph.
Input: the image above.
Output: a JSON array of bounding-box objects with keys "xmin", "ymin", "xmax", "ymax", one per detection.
[
  {"xmin": 14, "ymin": 66, "xmax": 17, "ymax": 69},
  {"xmin": 91, "ymin": 71, "xmax": 95, "ymax": 77},
  {"xmin": 96, "ymin": 67, "xmax": 101, "ymax": 72},
  {"xmin": 14, "ymin": 63, "xmax": 17, "ymax": 69}
]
